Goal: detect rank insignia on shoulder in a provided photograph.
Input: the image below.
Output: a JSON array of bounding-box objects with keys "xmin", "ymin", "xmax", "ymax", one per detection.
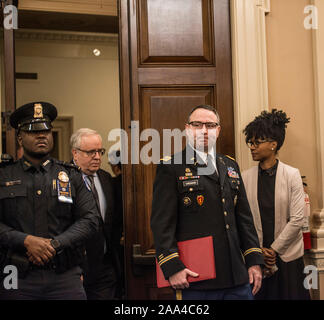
[
  {"xmin": 227, "ymin": 167, "xmax": 240, "ymax": 179},
  {"xmin": 226, "ymin": 155, "xmax": 236, "ymax": 162},
  {"xmin": 183, "ymin": 196, "xmax": 192, "ymax": 206},
  {"xmin": 197, "ymin": 195, "xmax": 204, "ymax": 206}
]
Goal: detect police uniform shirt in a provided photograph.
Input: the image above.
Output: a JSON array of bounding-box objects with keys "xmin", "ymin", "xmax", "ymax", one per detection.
[{"xmin": 0, "ymin": 157, "xmax": 99, "ymax": 252}]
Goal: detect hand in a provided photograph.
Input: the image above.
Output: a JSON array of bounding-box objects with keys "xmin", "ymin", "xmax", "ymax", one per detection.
[
  {"xmin": 24, "ymin": 235, "xmax": 56, "ymax": 265},
  {"xmin": 248, "ymin": 265, "xmax": 262, "ymax": 295},
  {"xmin": 262, "ymin": 266, "xmax": 277, "ymax": 278},
  {"xmin": 169, "ymin": 268, "xmax": 199, "ymax": 290},
  {"xmin": 262, "ymin": 247, "xmax": 276, "ymax": 269}
]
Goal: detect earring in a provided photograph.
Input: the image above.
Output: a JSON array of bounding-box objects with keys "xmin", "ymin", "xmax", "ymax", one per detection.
[{"xmin": 271, "ymin": 148, "xmax": 274, "ymax": 151}]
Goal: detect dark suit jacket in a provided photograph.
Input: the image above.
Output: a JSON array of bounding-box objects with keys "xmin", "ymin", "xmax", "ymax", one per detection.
[
  {"xmin": 151, "ymin": 147, "xmax": 264, "ymax": 289},
  {"xmin": 84, "ymin": 168, "xmax": 119, "ymax": 284}
]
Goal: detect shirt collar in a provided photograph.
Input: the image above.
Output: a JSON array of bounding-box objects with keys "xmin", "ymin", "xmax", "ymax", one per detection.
[
  {"xmin": 82, "ymin": 171, "xmax": 98, "ymax": 179},
  {"xmin": 20, "ymin": 156, "xmax": 52, "ymax": 172},
  {"xmin": 189, "ymin": 143, "xmax": 216, "ymax": 165},
  {"xmin": 258, "ymin": 159, "xmax": 278, "ymax": 176}
]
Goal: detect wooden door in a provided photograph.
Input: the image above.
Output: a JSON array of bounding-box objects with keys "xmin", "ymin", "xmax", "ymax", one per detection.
[{"xmin": 119, "ymin": 0, "xmax": 234, "ymax": 299}]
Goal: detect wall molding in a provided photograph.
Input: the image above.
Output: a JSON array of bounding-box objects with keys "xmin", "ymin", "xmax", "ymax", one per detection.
[
  {"xmin": 15, "ymin": 29, "xmax": 118, "ymax": 44},
  {"xmin": 231, "ymin": 0, "xmax": 270, "ymax": 170},
  {"xmin": 19, "ymin": 0, "xmax": 117, "ymax": 16}
]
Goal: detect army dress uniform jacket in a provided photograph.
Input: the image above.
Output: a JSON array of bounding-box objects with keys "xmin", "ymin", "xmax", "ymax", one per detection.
[
  {"xmin": 151, "ymin": 147, "xmax": 263, "ymax": 289},
  {"xmin": 0, "ymin": 157, "xmax": 100, "ymax": 273}
]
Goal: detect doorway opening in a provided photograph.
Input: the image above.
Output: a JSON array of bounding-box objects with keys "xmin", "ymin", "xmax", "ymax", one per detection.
[{"xmin": 0, "ymin": 7, "xmax": 125, "ymax": 299}]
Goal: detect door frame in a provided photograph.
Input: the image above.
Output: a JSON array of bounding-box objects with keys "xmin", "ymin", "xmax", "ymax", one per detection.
[
  {"xmin": 230, "ymin": 0, "xmax": 270, "ymax": 171},
  {"xmin": 1, "ymin": 0, "xmax": 18, "ymax": 157}
]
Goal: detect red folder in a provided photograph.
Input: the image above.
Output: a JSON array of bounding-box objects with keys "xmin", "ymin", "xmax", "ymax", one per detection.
[{"xmin": 156, "ymin": 236, "xmax": 216, "ymax": 288}]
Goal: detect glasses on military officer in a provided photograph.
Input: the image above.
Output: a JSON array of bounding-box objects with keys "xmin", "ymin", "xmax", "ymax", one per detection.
[
  {"xmin": 76, "ymin": 148, "xmax": 106, "ymax": 157},
  {"xmin": 188, "ymin": 121, "xmax": 219, "ymax": 129},
  {"xmin": 246, "ymin": 139, "xmax": 274, "ymax": 148}
]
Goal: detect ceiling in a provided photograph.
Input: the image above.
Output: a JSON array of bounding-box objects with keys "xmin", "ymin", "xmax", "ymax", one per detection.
[{"xmin": 18, "ymin": 10, "xmax": 118, "ymax": 34}]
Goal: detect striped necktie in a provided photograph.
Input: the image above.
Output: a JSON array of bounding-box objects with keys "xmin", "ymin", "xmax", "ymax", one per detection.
[{"xmin": 87, "ymin": 175, "xmax": 101, "ymax": 212}]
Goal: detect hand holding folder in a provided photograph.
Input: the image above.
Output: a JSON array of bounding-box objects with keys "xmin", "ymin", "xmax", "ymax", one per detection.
[{"xmin": 156, "ymin": 236, "xmax": 216, "ymax": 288}]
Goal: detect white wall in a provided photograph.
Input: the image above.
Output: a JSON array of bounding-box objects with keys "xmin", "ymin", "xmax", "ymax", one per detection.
[{"xmin": 14, "ymin": 31, "xmax": 120, "ymax": 173}]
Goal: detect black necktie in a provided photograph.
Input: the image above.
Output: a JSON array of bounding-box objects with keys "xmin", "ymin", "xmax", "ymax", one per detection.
[{"xmin": 87, "ymin": 175, "xmax": 101, "ymax": 212}]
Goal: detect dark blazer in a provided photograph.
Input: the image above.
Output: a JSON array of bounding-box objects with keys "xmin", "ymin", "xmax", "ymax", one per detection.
[
  {"xmin": 84, "ymin": 168, "xmax": 118, "ymax": 284},
  {"xmin": 151, "ymin": 147, "xmax": 264, "ymax": 289}
]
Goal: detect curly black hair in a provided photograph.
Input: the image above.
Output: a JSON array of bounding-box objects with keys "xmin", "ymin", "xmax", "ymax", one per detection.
[{"xmin": 243, "ymin": 109, "xmax": 290, "ymax": 151}]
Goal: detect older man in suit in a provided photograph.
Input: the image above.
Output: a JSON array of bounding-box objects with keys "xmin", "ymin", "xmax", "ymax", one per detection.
[{"xmin": 71, "ymin": 128, "xmax": 118, "ymax": 300}]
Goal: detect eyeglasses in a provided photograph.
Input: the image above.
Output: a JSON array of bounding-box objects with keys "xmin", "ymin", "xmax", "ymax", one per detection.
[
  {"xmin": 76, "ymin": 148, "xmax": 106, "ymax": 157},
  {"xmin": 188, "ymin": 121, "xmax": 219, "ymax": 129},
  {"xmin": 246, "ymin": 139, "xmax": 274, "ymax": 148}
]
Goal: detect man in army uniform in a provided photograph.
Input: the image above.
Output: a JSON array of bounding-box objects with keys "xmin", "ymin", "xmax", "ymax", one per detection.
[
  {"xmin": 0, "ymin": 102, "xmax": 99, "ymax": 300},
  {"xmin": 151, "ymin": 105, "xmax": 263, "ymax": 300}
]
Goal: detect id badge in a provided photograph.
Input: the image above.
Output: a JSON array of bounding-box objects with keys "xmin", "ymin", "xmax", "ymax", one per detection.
[{"xmin": 57, "ymin": 171, "xmax": 73, "ymax": 204}]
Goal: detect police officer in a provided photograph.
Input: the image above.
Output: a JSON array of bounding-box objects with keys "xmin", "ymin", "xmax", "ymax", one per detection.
[
  {"xmin": 0, "ymin": 102, "xmax": 100, "ymax": 300},
  {"xmin": 151, "ymin": 105, "xmax": 264, "ymax": 300}
]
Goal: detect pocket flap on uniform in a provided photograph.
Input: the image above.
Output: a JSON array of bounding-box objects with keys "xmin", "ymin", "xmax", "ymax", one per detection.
[
  {"xmin": 229, "ymin": 178, "xmax": 240, "ymax": 190},
  {"xmin": 0, "ymin": 184, "xmax": 27, "ymax": 199}
]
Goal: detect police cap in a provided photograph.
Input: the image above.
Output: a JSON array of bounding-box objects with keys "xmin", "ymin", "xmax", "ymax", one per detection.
[{"xmin": 10, "ymin": 102, "xmax": 57, "ymax": 132}]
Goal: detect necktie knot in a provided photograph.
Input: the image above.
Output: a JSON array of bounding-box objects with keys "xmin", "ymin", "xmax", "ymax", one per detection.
[{"xmin": 87, "ymin": 174, "xmax": 95, "ymax": 186}]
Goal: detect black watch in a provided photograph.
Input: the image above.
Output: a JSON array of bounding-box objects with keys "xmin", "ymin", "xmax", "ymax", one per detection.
[{"xmin": 50, "ymin": 239, "xmax": 62, "ymax": 252}]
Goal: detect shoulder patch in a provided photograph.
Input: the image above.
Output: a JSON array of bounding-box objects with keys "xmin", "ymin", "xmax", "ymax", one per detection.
[{"xmin": 225, "ymin": 155, "xmax": 236, "ymax": 162}]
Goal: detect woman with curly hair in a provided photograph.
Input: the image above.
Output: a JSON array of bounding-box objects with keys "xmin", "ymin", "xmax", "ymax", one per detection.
[{"xmin": 242, "ymin": 109, "xmax": 310, "ymax": 300}]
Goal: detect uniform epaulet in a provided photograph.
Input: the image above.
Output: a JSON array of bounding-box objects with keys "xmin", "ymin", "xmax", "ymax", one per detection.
[
  {"xmin": 0, "ymin": 161, "xmax": 16, "ymax": 168},
  {"xmin": 225, "ymin": 155, "xmax": 236, "ymax": 162},
  {"xmin": 0, "ymin": 154, "xmax": 15, "ymax": 167},
  {"xmin": 160, "ymin": 156, "xmax": 172, "ymax": 163},
  {"xmin": 55, "ymin": 159, "xmax": 81, "ymax": 171}
]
